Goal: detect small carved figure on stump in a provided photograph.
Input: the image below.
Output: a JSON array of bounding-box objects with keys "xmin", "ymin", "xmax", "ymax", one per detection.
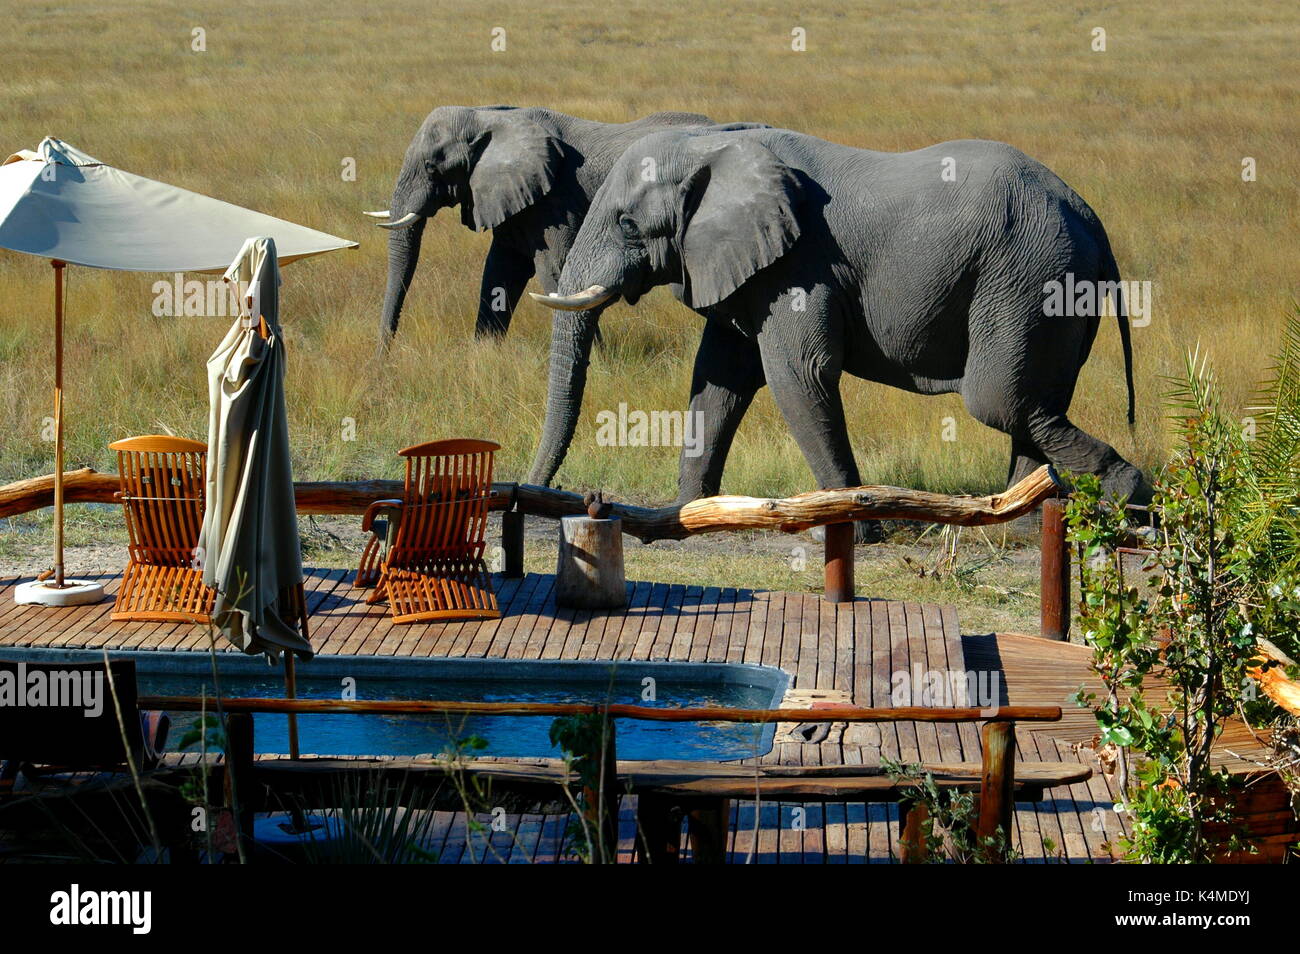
[{"xmin": 584, "ymin": 490, "xmax": 614, "ymax": 520}]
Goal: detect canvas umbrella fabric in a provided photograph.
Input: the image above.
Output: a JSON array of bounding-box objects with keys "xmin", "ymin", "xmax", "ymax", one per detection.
[
  {"xmin": 0, "ymin": 137, "xmax": 356, "ymax": 606},
  {"xmin": 200, "ymin": 237, "xmax": 313, "ymax": 756},
  {"xmin": 199, "ymin": 236, "xmax": 312, "ymax": 662}
]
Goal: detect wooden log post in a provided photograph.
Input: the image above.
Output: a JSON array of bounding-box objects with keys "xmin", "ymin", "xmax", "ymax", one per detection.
[
  {"xmin": 898, "ymin": 798, "xmax": 930, "ymax": 863},
  {"xmin": 1039, "ymin": 497, "xmax": 1070, "ymax": 640},
  {"xmin": 823, "ymin": 522, "xmax": 855, "ymax": 603},
  {"xmin": 501, "ymin": 509, "xmax": 524, "ymax": 579},
  {"xmin": 223, "ymin": 712, "xmax": 256, "ymax": 858},
  {"xmin": 686, "ymin": 800, "xmax": 730, "ymax": 864},
  {"xmin": 634, "ymin": 793, "xmax": 682, "ymax": 864},
  {"xmin": 555, "ymin": 515, "xmax": 626, "ymax": 609},
  {"xmin": 975, "ymin": 720, "xmax": 1016, "ymax": 857}
]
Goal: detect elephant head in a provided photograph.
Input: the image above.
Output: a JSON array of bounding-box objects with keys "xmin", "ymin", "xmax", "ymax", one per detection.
[
  {"xmin": 526, "ymin": 129, "xmax": 802, "ymax": 486},
  {"xmin": 372, "ymin": 106, "xmax": 562, "ymax": 349}
]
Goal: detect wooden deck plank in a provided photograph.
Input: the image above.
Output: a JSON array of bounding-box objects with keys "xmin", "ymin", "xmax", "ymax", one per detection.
[
  {"xmin": 605, "ymin": 580, "xmax": 647, "ymax": 661},
  {"xmin": 481, "ymin": 572, "xmax": 544, "ymax": 658},
  {"xmin": 706, "ymin": 586, "xmax": 735, "ymax": 663},
  {"xmin": 941, "ymin": 603, "xmax": 983, "ymax": 762},
  {"xmin": 688, "ymin": 585, "xmax": 720, "ymax": 664},
  {"xmin": 500, "ymin": 574, "xmax": 554, "ymax": 661},
  {"xmin": 628, "ymin": 582, "xmax": 669, "ymax": 661},
  {"xmin": 866, "ymin": 600, "xmax": 897, "ymax": 760},
  {"xmin": 915, "ymin": 601, "xmax": 963, "ymax": 763},
  {"xmin": 648, "ymin": 583, "xmax": 687, "ymax": 661}
]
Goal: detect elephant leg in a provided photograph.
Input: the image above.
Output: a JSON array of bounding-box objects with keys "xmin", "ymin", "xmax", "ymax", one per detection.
[
  {"xmin": 1024, "ymin": 409, "xmax": 1150, "ymax": 503},
  {"xmin": 1007, "ymin": 434, "xmax": 1049, "ymax": 488},
  {"xmin": 965, "ymin": 362, "xmax": 1150, "ymax": 504},
  {"xmin": 675, "ymin": 322, "xmax": 766, "ymax": 503},
  {"xmin": 475, "ymin": 236, "xmax": 535, "ymax": 337},
  {"xmin": 758, "ymin": 334, "xmax": 881, "ymax": 543},
  {"xmin": 961, "ymin": 258, "xmax": 1151, "ymax": 505}
]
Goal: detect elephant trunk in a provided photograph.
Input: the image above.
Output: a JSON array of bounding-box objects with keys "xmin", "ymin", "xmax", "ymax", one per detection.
[
  {"xmin": 377, "ymin": 215, "xmax": 428, "ymax": 354},
  {"xmin": 525, "ymin": 310, "xmax": 601, "ymax": 486}
]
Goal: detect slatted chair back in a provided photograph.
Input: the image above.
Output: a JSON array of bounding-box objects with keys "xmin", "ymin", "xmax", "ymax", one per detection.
[
  {"xmin": 111, "ymin": 436, "xmax": 207, "ymax": 567},
  {"xmin": 108, "ymin": 435, "xmax": 213, "ymax": 623},
  {"xmin": 366, "ymin": 439, "xmax": 501, "ymax": 623},
  {"xmin": 389, "ymin": 439, "xmax": 498, "ymax": 563}
]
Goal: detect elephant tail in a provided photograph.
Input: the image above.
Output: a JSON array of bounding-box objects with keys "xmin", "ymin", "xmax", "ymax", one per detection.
[{"xmin": 1102, "ymin": 250, "xmax": 1136, "ymax": 427}]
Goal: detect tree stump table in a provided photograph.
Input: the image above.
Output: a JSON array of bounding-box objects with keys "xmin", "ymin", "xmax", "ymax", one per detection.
[{"xmin": 555, "ymin": 515, "xmax": 626, "ymax": 609}]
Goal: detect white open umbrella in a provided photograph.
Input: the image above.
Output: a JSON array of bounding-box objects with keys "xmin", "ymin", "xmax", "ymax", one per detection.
[{"xmin": 1, "ymin": 137, "xmax": 356, "ymax": 605}]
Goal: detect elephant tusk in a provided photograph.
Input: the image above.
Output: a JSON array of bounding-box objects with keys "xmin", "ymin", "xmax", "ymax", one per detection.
[
  {"xmin": 363, "ymin": 209, "xmax": 392, "ymax": 218},
  {"xmin": 377, "ymin": 212, "xmax": 422, "ymax": 230},
  {"xmin": 529, "ymin": 285, "xmax": 614, "ymax": 311}
]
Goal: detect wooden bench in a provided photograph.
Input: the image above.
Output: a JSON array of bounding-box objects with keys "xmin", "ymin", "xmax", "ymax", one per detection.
[
  {"xmin": 217, "ymin": 751, "xmax": 1089, "ymax": 863},
  {"xmin": 628, "ymin": 758, "xmax": 1091, "ymax": 863}
]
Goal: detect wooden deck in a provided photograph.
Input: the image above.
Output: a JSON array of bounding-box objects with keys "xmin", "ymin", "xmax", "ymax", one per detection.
[{"xmin": 0, "ymin": 568, "xmax": 1123, "ymax": 863}]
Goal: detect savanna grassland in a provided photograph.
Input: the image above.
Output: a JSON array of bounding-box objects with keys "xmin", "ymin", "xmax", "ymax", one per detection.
[{"xmin": 1, "ymin": 1, "xmax": 1297, "ymax": 630}]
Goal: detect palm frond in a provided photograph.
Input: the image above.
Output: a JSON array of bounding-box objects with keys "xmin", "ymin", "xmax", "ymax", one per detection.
[
  {"xmin": 1248, "ymin": 304, "xmax": 1300, "ymax": 495},
  {"xmin": 1233, "ymin": 305, "xmax": 1300, "ymax": 570}
]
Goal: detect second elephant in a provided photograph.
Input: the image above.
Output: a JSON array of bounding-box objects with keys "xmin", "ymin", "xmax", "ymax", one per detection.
[
  {"xmin": 371, "ymin": 106, "xmax": 759, "ymax": 350},
  {"xmin": 530, "ymin": 126, "xmax": 1150, "ymax": 515}
]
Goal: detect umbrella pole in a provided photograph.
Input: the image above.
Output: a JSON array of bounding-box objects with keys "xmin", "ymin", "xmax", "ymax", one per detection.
[
  {"xmin": 52, "ymin": 260, "xmax": 65, "ymax": 588},
  {"xmin": 285, "ymin": 653, "xmax": 300, "ymax": 759}
]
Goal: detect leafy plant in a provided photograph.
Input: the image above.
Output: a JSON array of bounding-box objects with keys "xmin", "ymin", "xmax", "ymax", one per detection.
[
  {"xmin": 269, "ymin": 772, "xmax": 444, "ymax": 865},
  {"xmin": 1066, "ymin": 343, "xmax": 1300, "ymax": 862},
  {"xmin": 549, "ymin": 712, "xmax": 618, "ymax": 863},
  {"xmin": 882, "ymin": 759, "xmax": 1020, "ymax": 863}
]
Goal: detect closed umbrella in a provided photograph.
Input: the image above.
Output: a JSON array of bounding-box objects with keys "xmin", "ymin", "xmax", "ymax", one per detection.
[
  {"xmin": 201, "ymin": 236, "xmax": 311, "ymax": 660},
  {"xmin": 201, "ymin": 237, "xmax": 310, "ymax": 755},
  {"xmin": 1, "ymin": 137, "xmax": 355, "ymax": 606}
]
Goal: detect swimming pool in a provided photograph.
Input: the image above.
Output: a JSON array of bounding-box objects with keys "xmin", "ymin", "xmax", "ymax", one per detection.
[{"xmin": 3, "ymin": 650, "xmax": 789, "ymax": 761}]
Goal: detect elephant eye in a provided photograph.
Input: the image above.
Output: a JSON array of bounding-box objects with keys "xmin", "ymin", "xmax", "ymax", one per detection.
[{"xmin": 618, "ymin": 216, "xmax": 641, "ymax": 241}]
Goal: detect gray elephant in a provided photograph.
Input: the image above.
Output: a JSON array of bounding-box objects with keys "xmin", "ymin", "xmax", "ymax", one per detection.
[
  {"xmin": 370, "ymin": 106, "xmax": 743, "ymax": 350},
  {"xmin": 529, "ymin": 126, "xmax": 1150, "ymax": 524}
]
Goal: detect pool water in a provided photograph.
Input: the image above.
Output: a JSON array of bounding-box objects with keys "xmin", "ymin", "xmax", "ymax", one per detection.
[
  {"xmin": 144, "ymin": 669, "xmax": 778, "ymax": 761},
  {"xmin": 1, "ymin": 649, "xmax": 788, "ymax": 760}
]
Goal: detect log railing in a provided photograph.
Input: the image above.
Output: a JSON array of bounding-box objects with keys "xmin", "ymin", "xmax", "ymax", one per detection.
[
  {"xmin": 2, "ymin": 464, "xmax": 1060, "ymax": 533},
  {"xmin": 2, "ymin": 464, "xmax": 1065, "ymax": 611}
]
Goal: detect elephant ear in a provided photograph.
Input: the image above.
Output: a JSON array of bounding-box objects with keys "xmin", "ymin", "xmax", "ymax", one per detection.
[
  {"xmin": 675, "ymin": 137, "xmax": 802, "ymax": 309},
  {"xmin": 465, "ymin": 113, "xmax": 562, "ymax": 231}
]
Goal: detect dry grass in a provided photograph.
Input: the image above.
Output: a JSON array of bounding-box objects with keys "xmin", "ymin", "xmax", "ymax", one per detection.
[{"xmin": 2, "ymin": 0, "xmax": 1297, "ymax": 511}]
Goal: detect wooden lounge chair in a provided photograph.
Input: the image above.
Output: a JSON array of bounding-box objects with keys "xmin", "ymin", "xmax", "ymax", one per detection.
[
  {"xmin": 357, "ymin": 439, "xmax": 501, "ymax": 623},
  {"xmin": 109, "ymin": 435, "xmax": 215, "ymax": 623}
]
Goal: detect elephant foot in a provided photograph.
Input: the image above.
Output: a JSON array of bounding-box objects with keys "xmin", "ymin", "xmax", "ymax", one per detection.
[
  {"xmin": 1109, "ymin": 467, "xmax": 1154, "ymax": 507},
  {"xmin": 811, "ymin": 520, "xmax": 885, "ymax": 545},
  {"xmin": 1089, "ymin": 456, "xmax": 1153, "ymax": 508}
]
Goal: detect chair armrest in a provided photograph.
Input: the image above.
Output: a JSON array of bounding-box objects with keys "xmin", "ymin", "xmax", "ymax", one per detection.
[{"xmin": 361, "ymin": 499, "xmax": 403, "ymax": 533}]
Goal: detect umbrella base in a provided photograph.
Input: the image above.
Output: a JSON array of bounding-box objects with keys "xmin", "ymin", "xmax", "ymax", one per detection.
[{"xmin": 15, "ymin": 578, "xmax": 105, "ymax": 606}]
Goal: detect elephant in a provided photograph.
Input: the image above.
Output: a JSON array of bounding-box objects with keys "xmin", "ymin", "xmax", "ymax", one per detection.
[
  {"xmin": 528, "ymin": 125, "xmax": 1151, "ymax": 529},
  {"xmin": 370, "ymin": 105, "xmax": 749, "ymax": 351}
]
